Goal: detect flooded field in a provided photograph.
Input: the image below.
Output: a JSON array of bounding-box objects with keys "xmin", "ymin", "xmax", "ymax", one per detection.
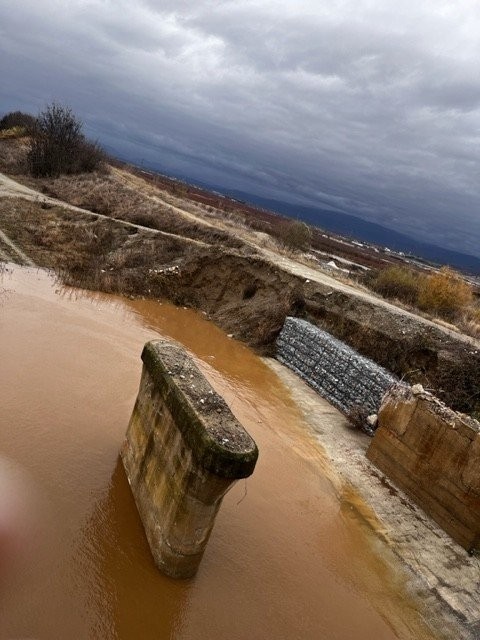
[{"xmin": 0, "ymin": 265, "xmax": 439, "ymax": 639}]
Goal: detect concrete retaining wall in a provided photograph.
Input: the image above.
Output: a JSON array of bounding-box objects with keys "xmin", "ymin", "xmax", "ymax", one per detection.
[
  {"xmin": 276, "ymin": 317, "xmax": 398, "ymax": 417},
  {"xmin": 121, "ymin": 340, "xmax": 258, "ymax": 578},
  {"xmin": 367, "ymin": 385, "xmax": 480, "ymax": 553}
]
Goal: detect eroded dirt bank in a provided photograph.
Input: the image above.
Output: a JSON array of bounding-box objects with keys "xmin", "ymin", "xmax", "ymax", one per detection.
[{"xmin": 0, "ymin": 187, "xmax": 479, "ymax": 417}]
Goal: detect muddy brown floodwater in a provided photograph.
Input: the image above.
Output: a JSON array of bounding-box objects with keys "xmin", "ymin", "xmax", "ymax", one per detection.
[{"xmin": 0, "ymin": 265, "xmax": 442, "ymax": 640}]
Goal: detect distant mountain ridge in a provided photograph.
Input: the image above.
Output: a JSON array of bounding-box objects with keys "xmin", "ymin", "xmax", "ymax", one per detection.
[
  {"xmin": 138, "ymin": 163, "xmax": 480, "ymax": 275},
  {"xmin": 221, "ymin": 189, "xmax": 480, "ymax": 275}
]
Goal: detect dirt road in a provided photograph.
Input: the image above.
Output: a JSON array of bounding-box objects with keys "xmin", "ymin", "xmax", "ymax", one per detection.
[{"xmin": 0, "ymin": 172, "xmax": 207, "ymax": 250}]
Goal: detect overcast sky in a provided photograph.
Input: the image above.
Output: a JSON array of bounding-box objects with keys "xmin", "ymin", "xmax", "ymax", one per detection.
[{"xmin": 1, "ymin": 0, "xmax": 480, "ymax": 255}]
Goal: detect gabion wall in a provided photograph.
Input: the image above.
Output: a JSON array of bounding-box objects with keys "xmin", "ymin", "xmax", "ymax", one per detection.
[{"xmin": 276, "ymin": 317, "xmax": 398, "ymax": 416}]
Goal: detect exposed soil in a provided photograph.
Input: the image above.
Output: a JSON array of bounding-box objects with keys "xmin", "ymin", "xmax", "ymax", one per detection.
[{"xmin": 0, "ymin": 178, "xmax": 479, "ymax": 418}]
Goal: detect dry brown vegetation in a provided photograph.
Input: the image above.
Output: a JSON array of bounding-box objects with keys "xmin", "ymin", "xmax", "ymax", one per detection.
[
  {"xmin": 0, "ymin": 197, "xmax": 302, "ymax": 348},
  {"xmin": 459, "ymin": 304, "xmax": 480, "ymax": 340},
  {"xmin": 0, "ymin": 137, "xmax": 28, "ymax": 173},
  {"xmin": 0, "ymin": 127, "xmax": 29, "ymax": 140},
  {"xmin": 417, "ymin": 268, "xmax": 473, "ymax": 319},
  {"xmin": 20, "ymin": 171, "xmax": 246, "ymax": 250},
  {"xmin": 0, "ymin": 197, "xmax": 194, "ymax": 293},
  {"xmin": 370, "ymin": 264, "xmax": 475, "ymax": 323},
  {"xmin": 369, "ymin": 265, "xmax": 420, "ymax": 304}
]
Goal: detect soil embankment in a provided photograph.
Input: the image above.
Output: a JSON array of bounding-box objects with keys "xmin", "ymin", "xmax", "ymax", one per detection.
[{"xmin": 0, "ymin": 165, "xmax": 479, "ymax": 417}]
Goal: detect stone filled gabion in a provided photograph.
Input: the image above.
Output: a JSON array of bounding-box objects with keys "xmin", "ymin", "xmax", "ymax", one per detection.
[{"xmin": 276, "ymin": 317, "xmax": 398, "ymax": 418}]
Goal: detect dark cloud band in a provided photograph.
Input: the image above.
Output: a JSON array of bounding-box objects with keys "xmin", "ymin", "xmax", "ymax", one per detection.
[{"xmin": 1, "ymin": 0, "xmax": 479, "ymax": 255}]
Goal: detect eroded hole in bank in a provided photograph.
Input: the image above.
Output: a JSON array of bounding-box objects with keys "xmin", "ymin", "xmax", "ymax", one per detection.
[{"xmin": 242, "ymin": 284, "xmax": 257, "ymax": 300}]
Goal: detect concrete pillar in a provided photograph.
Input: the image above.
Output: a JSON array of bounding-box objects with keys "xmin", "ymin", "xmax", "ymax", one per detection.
[{"xmin": 121, "ymin": 340, "xmax": 258, "ymax": 578}]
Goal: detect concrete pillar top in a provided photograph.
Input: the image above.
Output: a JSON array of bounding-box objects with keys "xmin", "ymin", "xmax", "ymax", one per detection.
[{"xmin": 141, "ymin": 340, "xmax": 258, "ymax": 479}]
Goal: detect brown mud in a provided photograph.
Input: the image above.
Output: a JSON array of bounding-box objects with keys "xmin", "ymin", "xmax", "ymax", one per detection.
[{"xmin": 0, "ymin": 265, "xmax": 449, "ymax": 640}]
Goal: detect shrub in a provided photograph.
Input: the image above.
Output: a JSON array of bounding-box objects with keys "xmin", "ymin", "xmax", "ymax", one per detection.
[
  {"xmin": 460, "ymin": 305, "xmax": 480, "ymax": 339},
  {"xmin": 27, "ymin": 102, "xmax": 104, "ymax": 177},
  {"xmin": 277, "ymin": 220, "xmax": 312, "ymax": 250},
  {"xmin": 417, "ymin": 267, "xmax": 473, "ymax": 320},
  {"xmin": 0, "ymin": 111, "xmax": 36, "ymax": 132},
  {"xmin": 370, "ymin": 266, "xmax": 421, "ymax": 304}
]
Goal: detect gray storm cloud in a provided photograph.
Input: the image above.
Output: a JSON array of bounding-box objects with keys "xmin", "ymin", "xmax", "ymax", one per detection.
[{"xmin": 1, "ymin": 0, "xmax": 480, "ymax": 254}]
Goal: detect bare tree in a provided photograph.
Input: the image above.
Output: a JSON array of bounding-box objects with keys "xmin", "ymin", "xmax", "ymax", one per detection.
[{"xmin": 27, "ymin": 103, "xmax": 104, "ymax": 177}]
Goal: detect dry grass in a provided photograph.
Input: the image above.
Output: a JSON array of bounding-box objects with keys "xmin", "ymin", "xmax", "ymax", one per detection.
[
  {"xmin": 21, "ymin": 171, "xmax": 246, "ymax": 249},
  {"xmin": 0, "ymin": 196, "xmax": 304, "ymax": 349},
  {"xmin": 417, "ymin": 267, "xmax": 473, "ymax": 320},
  {"xmin": 459, "ymin": 305, "xmax": 480, "ymax": 339},
  {"xmin": 0, "ymin": 138, "xmax": 28, "ymax": 173},
  {"xmin": 369, "ymin": 264, "xmax": 475, "ymax": 327},
  {"xmin": 0, "ymin": 127, "xmax": 29, "ymax": 140},
  {"xmin": 0, "ymin": 197, "xmax": 193, "ymax": 297},
  {"xmin": 370, "ymin": 265, "xmax": 421, "ymax": 304}
]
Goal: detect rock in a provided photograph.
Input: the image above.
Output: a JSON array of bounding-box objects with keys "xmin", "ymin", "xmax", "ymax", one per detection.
[
  {"xmin": 412, "ymin": 384, "xmax": 424, "ymax": 395},
  {"xmin": 275, "ymin": 317, "xmax": 398, "ymax": 417},
  {"xmin": 367, "ymin": 414, "xmax": 378, "ymax": 427}
]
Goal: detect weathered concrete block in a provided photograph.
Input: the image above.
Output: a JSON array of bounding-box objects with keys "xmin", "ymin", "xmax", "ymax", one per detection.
[
  {"xmin": 367, "ymin": 385, "xmax": 480, "ymax": 553},
  {"xmin": 121, "ymin": 340, "xmax": 258, "ymax": 578}
]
